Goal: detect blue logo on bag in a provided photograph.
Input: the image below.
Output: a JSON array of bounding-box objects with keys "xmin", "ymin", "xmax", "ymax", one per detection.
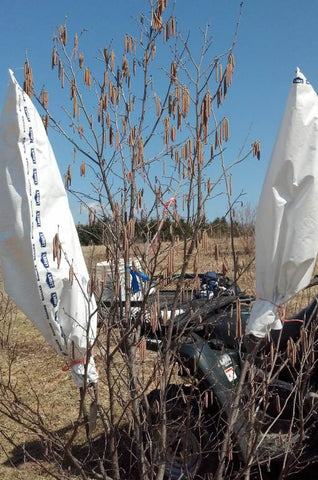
[
  {"xmin": 32, "ymin": 169, "xmax": 38, "ymax": 185},
  {"xmin": 35, "ymin": 211, "xmax": 41, "ymax": 227},
  {"xmin": 29, "ymin": 127, "xmax": 34, "ymax": 143},
  {"xmin": 46, "ymin": 272, "xmax": 55, "ymax": 289},
  {"xmin": 39, "ymin": 232, "xmax": 46, "ymax": 247},
  {"xmin": 50, "ymin": 292, "xmax": 58, "ymax": 308},
  {"xmin": 41, "ymin": 252, "xmax": 49, "ymax": 268},
  {"xmin": 34, "ymin": 190, "xmax": 40, "ymax": 206},
  {"xmin": 31, "ymin": 148, "xmax": 36, "ymax": 164},
  {"xmin": 24, "ymin": 106, "xmax": 30, "ymax": 121}
]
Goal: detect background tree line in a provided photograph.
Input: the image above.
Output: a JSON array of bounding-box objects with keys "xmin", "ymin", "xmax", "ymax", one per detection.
[{"xmin": 76, "ymin": 215, "xmax": 254, "ymax": 245}]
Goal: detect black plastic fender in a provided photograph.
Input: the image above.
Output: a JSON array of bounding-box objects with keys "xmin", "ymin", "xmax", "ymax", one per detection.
[
  {"xmin": 177, "ymin": 332, "xmax": 240, "ymax": 402},
  {"xmin": 177, "ymin": 332, "xmax": 250, "ymax": 462}
]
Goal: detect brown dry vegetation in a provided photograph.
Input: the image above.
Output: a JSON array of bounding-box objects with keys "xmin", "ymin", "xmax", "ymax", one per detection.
[{"xmin": 0, "ymin": 236, "xmax": 317, "ymax": 480}]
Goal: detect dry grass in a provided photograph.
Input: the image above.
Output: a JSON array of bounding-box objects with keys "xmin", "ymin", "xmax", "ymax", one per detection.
[
  {"xmin": 83, "ymin": 235, "xmax": 257, "ymax": 293},
  {"xmin": 0, "ymin": 235, "xmax": 317, "ymax": 479}
]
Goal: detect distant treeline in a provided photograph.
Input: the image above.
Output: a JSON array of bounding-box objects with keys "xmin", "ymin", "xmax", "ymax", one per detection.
[{"xmin": 77, "ymin": 216, "xmax": 254, "ymax": 246}]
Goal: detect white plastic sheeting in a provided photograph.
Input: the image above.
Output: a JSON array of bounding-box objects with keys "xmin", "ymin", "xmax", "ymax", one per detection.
[
  {"xmin": 0, "ymin": 70, "xmax": 98, "ymax": 386},
  {"xmin": 246, "ymin": 68, "xmax": 318, "ymax": 338}
]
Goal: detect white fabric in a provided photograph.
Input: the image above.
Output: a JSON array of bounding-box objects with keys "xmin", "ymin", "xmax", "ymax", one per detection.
[
  {"xmin": 246, "ymin": 68, "xmax": 318, "ymax": 338},
  {"xmin": 0, "ymin": 70, "xmax": 98, "ymax": 386}
]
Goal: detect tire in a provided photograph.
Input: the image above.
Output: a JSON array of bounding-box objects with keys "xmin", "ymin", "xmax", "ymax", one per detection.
[{"xmin": 145, "ymin": 384, "xmax": 208, "ymax": 479}]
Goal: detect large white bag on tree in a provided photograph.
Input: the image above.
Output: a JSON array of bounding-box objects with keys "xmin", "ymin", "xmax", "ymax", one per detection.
[
  {"xmin": 0, "ymin": 70, "xmax": 98, "ymax": 387},
  {"xmin": 246, "ymin": 68, "xmax": 318, "ymax": 338}
]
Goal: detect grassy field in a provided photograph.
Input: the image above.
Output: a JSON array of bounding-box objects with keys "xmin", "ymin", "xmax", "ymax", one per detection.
[{"xmin": 0, "ymin": 237, "xmax": 317, "ymax": 479}]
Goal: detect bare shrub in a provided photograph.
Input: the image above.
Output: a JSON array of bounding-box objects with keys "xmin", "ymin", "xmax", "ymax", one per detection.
[{"xmin": 3, "ymin": 2, "xmax": 318, "ymax": 480}]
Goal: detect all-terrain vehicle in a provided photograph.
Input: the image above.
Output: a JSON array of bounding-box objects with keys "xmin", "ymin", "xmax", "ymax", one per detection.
[{"xmin": 142, "ymin": 272, "xmax": 318, "ymax": 479}]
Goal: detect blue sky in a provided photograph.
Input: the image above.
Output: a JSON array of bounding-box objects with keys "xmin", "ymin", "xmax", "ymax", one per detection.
[{"xmin": 1, "ymin": 0, "xmax": 318, "ymax": 224}]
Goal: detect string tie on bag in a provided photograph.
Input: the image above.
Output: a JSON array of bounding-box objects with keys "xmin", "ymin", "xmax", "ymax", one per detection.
[
  {"xmin": 62, "ymin": 358, "xmax": 86, "ymax": 371},
  {"xmin": 257, "ymin": 297, "xmax": 304, "ymax": 324}
]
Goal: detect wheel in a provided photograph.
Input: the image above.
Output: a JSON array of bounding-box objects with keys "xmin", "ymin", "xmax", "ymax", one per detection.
[{"xmin": 145, "ymin": 384, "xmax": 208, "ymax": 479}]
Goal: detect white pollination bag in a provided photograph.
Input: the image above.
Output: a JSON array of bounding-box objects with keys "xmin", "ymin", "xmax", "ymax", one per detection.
[
  {"xmin": 246, "ymin": 69, "xmax": 318, "ymax": 338},
  {"xmin": 0, "ymin": 70, "xmax": 98, "ymax": 386}
]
